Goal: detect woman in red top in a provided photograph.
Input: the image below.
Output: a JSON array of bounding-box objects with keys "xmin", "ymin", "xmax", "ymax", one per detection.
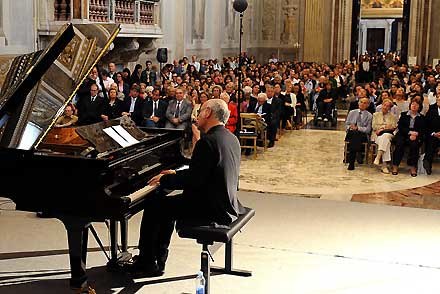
[{"xmin": 220, "ymin": 92, "xmax": 238, "ymax": 133}]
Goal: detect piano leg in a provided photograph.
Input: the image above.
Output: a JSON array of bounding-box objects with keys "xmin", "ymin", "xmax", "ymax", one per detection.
[
  {"xmin": 107, "ymin": 219, "xmax": 132, "ymax": 271},
  {"xmin": 62, "ymin": 218, "xmax": 91, "ymax": 289},
  {"xmin": 109, "ymin": 220, "xmax": 118, "ymax": 262},
  {"xmin": 120, "ymin": 219, "xmax": 128, "ymax": 252}
]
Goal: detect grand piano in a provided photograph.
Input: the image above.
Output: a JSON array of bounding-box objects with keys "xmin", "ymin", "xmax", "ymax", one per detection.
[{"xmin": 0, "ymin": 23, "xmax": 187, "ymax": 290}]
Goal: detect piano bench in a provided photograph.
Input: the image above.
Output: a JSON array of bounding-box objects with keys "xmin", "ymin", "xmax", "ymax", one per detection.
[{"xmin": 177, "ymin": 207, "xmax": 255, "ymax": 294}]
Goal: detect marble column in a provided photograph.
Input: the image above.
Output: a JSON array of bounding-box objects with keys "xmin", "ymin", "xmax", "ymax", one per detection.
[
  {"xmin": 384, "ymin": 19, "xmax": 394, "ymax": 53},
  {"xmin": 360, "ymin": 23, "xmax": 367, "ymax": 54}
]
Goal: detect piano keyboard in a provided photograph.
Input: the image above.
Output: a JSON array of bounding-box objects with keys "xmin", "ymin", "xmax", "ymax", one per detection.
[{"xmin": 126, "ymin": 184, "xmax": 157, "ymax": 203}]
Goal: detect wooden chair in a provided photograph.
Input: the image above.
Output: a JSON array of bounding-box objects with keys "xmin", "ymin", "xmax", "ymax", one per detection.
[{"xmin": 239, "ymin": 113, "xmax": 267, "ymax": 158}]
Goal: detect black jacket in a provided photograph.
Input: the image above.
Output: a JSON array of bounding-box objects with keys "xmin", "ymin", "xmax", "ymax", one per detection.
[
  {"xmin": 76, "ymin": 95, "xmax": 106, "ymax": 125},
  {"xmin": 142, "ymin": 99, "xmax": 168, "ymax": 127},
  {"xmin": 425, "ymin": 104, "xmax": 440, "ymax": 135},
  {"xmin": 160, "ymin": 125, "xmax": 245, "ymax": 224},
  {"xmin": 396, "ymin": 111, "xmax": 426, "ymax": 141},
  {"xmin": 122, "ymin": 96, "xmax": 145, "ymax": 126}
]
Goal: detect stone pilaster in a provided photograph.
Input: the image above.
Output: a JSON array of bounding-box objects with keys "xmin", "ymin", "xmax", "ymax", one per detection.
[
  {"xmin": 303, "ymin": 0, "xmax": 333, "ymax": 62},
  {"xmin": 428, "ymin": 0, "xmax": 440, "ymax": 63}
]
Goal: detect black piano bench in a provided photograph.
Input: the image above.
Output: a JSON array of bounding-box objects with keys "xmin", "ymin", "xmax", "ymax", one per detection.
[{"xmin": 177, "ymin": 207, "xmax": 255, "ymax": 294}]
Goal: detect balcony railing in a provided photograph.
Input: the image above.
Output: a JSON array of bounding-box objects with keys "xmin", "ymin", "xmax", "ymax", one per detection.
[
  {"xmin": 53, "ymin": 0, "xmax": 156, "ymax": 25},
  {"xmin": 54, "ymin": 0, "xmax": 71, "ymax": 21}
]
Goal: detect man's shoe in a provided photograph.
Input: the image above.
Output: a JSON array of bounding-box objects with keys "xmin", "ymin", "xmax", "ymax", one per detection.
[
  {"xmin": 347, "ymin": 163, "xmax": 355, "ymax": 170},
  {"xmin": 423, "ymin": 159, "xmax": 432, "ymax": 175},
  {"xmin": 323, "ymin": 118, "xmax": 329, "ymax": 122},
  {"xmin": 268, "ymin": 141, "xmax": 275, "ymax": 148},
  {"xmin": 381, "ymin": 166, "xmax": 390, "ymax": 174},
  {"xmin": 317, "ymin": 117, "xmax": 322, "ymax": 121},
  {"xmin": 125, "ymin": 257, "xmax": 163, "ymax": 278}
]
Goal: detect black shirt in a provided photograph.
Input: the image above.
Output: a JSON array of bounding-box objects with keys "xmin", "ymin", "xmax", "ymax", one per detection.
[{"xmin": 160, "ymin": 125, "xmax": 244, "ymax": 224}]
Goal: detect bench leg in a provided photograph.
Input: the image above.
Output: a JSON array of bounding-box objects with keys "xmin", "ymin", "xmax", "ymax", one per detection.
[
  {"xmin": 201, "ymin": 248, "xmax": 211, "ymax": 294},
  {"xmin": 210, "ymin": 240, "xmax": 252, "ymax": 277}
]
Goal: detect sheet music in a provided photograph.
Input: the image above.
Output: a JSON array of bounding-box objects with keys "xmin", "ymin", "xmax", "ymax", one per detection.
[
  {"xmin": 103, "ymin": 127, "xmax": 130, "ymax": 147},
  {"xmin": 112, "ymin": 125, "xmax": 139, "ymax": 145}
]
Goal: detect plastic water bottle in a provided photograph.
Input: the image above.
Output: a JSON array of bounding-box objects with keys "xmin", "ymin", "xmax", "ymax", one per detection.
[{"xmin": 195, "ymin": 271, "xmax": 205, "ymax": 294}]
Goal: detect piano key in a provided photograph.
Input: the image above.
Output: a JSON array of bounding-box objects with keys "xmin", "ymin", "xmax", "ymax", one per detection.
[{"xmin": 126, "ymin": 184, "xmax": 157, "ymax": 203}]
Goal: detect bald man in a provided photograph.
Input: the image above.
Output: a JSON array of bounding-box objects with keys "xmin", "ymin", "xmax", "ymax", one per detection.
[{"xmin": 127, "ymin": 99, "xmax": 245, "ymax": 277}]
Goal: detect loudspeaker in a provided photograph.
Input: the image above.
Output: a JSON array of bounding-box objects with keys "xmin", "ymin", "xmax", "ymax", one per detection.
[{"xmin": 157, "ymin": 48, "xmax": 168, "ymax": 63}]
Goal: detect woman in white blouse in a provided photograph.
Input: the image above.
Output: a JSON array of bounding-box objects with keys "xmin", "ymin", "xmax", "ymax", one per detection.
[{"xmin": 372, "ymin": 99, "xmax": 397, "ymax": 173}]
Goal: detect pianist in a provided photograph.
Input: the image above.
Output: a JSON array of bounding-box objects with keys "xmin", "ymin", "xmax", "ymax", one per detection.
[{"xmin": 127, "ymin": 99, "xmax": 245, "ymax": 277}]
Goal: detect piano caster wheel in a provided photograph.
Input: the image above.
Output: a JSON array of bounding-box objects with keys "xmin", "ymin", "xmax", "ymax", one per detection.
[{"xmin": 106, "ymin": 252, "xmax": 132, "ymax": 272}]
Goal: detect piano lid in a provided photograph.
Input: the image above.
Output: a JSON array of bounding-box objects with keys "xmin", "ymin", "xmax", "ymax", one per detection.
[
  {"xmin": 0, "ymin": 24, "xmax": 75, "ymax": 119},
  {"xmin": 0, "ymin": 24, "xmax": 120, "ymax": 150}
]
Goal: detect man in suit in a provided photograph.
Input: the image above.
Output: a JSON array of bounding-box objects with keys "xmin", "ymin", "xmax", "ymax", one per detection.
[
  {"xmin": 345, "ymin": 98, "xmax": 373, "ymax": 170},
  {"xmin": 127, "ymin": 99, "xmax": 245, "ymax": 277},
  {"xmin": 122, "ymin": 84, "xmax": 145, "ymax": 126},
  {"xmin": 143, "ymin": 89, "xmax": 167, "ymax": 128},
  {"xmin": 76, "ymin": 83, "xmax": 107, "ymax": 125},
  {"xmin": 423, "ymin": 96, "xmax": 440, "ymax": 174},
  {"xmin": 266, "ymin": 85, "xmax": 282, "ymax": 148},
  {"xmin": 165, "ymin": 88, "xmax": 192, "ymax": 129},
  {"xmin": 349, "ymin": 88, "xmax": 376, "ymax": 114},
  {"xmin": 248, "ymin": 92, "xmax": 271, "ymax": 122}
]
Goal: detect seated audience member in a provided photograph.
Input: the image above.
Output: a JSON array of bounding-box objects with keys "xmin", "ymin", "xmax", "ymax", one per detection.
[
  {"xmin": 345, "ymin": 98, "xmax": 373, "ymax": 170},
  {"xmin": 122, "ymin": 84, "xmax": 145, "ymax": 126},
  {"xmin": 220, "ymin": 92, "xmax": 238, "ymax": 133},
  {"xmin": 376, "ymin": 91, "xmax": 399, "ymax": 117},
  {"xmin": 292, "ymin": 83, "xmax": 306, "ymax": 129},
  {"xmin": 54, "ymin": 104, "xmax": 78, "ymax": 128},
  {"xmin": 126, "ymin": 99, "xmax": 244, "ymax": 277},
  {"xmin": 248, "ymin": 92, "xmax": 271, "ymax": 123},
  {"xmin": 76, "ymin": 83, "xmax": 107, "ymax": 125},
  {"xmin": 371, "ymin": 99, "xmax": 397, "ymax": 173},
  {"xmin": 393, "ymin": 88, "xmax": 409, "ymax": 115},
  {"xmin": 316, "ymin": 82, "xmax": 337, "ymax": 122},
  {"xmin": 349, "ymin": 88, "xmax": 376, "ymax": 114},
  {"xmin": 211, "ymin": 85, "xmax": 222, "ymax": 99},
  {"xmin": 104, "ymin": 88, "xmax": 124, "ymax": 120},
  {"xmin": 165, "ymin": 88, "xmax": 193, "ymax": 129},
  {"xmin": 192, "ymin": 91, "xmax": 209, "ymax": 122},
  {"xmin": 109, "ymin": 82, "xmax": 126, "ymax": 101},
  {"xmin": 188, "ymin": 89, "xmax": 199, "ymax": 108},
  {"xmin": 423, "ymin": 95, "xmax": 440, "ymax": 175},
  {"xmin": 101, "ymin": 69, "xmax": 114, "ymax": 92},
  {"xmin": 392, "ymin": 100, "xmax": 426, "ymax": 176},
  {"xmin": 143, "ymin": 89, "xmax": 168, "ymax": 128},
  {"xmin": 240, "ymin": 86, "xmax": 255, "ymax": 113}
]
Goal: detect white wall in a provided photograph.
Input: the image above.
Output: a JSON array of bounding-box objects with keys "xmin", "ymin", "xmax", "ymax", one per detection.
[{"xmin": 0, "ymin": 0, "xmax": 35, "ymax": 55}]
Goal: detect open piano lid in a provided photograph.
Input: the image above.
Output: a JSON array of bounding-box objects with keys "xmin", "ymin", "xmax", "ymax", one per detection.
[{"xmin": 0, "ymin": 23, "xmax": 120, "ymax": 150}]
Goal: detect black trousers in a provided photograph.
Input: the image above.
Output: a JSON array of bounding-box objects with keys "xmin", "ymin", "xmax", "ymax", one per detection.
[
  {"xmin": 424, "ymin": 136, "xmax": 440, "ymax": 164},
  {"xmin": 345, "ymin": 130, "xmax": 368, "ymax": 164},
  {"xmin": 317, "ymin": 102, "xmax": 333, "ymax": 119},
  {"xmin": 392, "ymin": 133, "xmax": 422, "ymax": 167},
  {"xmin": 268, "ymin": 118, "xmax": 279, "ymax": 142},
  {"xmin": 137, "ymin": 192, "xmax": 209, "ymax": 263}
]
